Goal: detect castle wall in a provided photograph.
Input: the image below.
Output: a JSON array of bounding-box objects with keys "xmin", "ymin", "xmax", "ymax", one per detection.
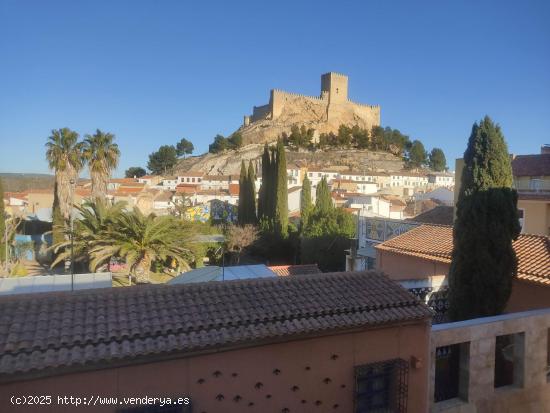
[
  {"xmin": 251, "ymin": 104, "xmax": 271, "ymax": 122},
  {"xmin": 270, "ymin": 89, "xmax": 327, "ymax": 120}
]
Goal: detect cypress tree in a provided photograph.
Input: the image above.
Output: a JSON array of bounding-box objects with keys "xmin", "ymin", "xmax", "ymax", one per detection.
[
  {"xmin": 273, "ymin": 139, "xmax": 288, "ymax": 238},
  {"xmin": 258, "ymin": 144, "xmax": 271, "ymax": 221},
  {"xmin": 0, "ymin": 178, "xmax": 5, "ymax": 265},
  {"xmin": 269, "ymin": 146, "xmax": 277, "ymax": 221},
  {"xmin": 315, "ymin": 177, "xmax": 332, "ymax": 214},
  {"xmin": 449, "ymin": 116, "xmax": 521, "ymax": 321},
  {"xmin": 238, "ymin": 160, "xmax": 248, "ymax": 225},
  {"xmin": 300, "ymin": 174, "xmax": 312, "ymax": 229},
  {"xmin": 247, "ymin": 160, "xmax": 257, "ymax": 224}
]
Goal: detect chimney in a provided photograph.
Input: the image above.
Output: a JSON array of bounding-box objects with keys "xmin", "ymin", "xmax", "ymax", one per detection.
[{"xmin": 541, "ymin": 145, "xmax": 550, "ymax": 155}]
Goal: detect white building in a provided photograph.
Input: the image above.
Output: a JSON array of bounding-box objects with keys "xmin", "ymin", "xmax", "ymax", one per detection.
[
  {"xmin": 306, "ymin": 169, "xmax": 340, "ymax": 188},
  {"xmin": 345, "ymin": 195, "xmax": 405, "ymax": 220},
  {"xmin": 415, "ymin": 187, "xmax": 454, "ymax": 206},
  {"xmin": 200, "ymin": 175, "xmax": 239, "ymax": 191},
  {"xmin": 157, "ymin": 177, "xmax": 178, "ymax": 190},
  {"xmin": 177, "ymin": 172, "xmax": 204, "ymax": 185},
  {"xmin": 288, "ymin": 186, "xmax": 302, "ymax": 213},
  {"xmin": 427, "ymin": 171, "xmax": 455, "ymax": 188}
]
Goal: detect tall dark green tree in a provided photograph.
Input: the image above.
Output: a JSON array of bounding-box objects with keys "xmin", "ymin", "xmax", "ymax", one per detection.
[
  {"xmin": 147, "ymin": 145, "xmax": 178, "ymax": 175},
  {"xmin": 407, "ymin": 140, "xmax": 427, "ymax": 168},
  {"xmin": 258, "ymin": 144, "xmax": 271, "ymax": 221},
  {"xmin": 449, "ymin": 116, "xmax": 521, "ymax": 321},
  {"xmin": 176, "ymin": 138, "xmax": 194, "ymax": 158},
  {"xmin": 315, "ymin": 177, "xmax": 332, "ymax": 214},
  {"xmin": 428, "ymin": 148, "xmax": 447, "ymax": 171},
  {"xmin": 274, "ymin": 140, "xmax": 288, "ymax": 237},
  {"xmin": 300, "ymin": 174, "xmax": 312, "ymax": 229},
  {"xmin": 238, "ymin": 160, "xmax": 248, "ymax": 225},
  {"xmin": 125, "ymin": 166, "xmax": 147, "ymax": 178},
  {"xmin": 247, "ymin": 160, "xmax": 257, "ymax": 224}
]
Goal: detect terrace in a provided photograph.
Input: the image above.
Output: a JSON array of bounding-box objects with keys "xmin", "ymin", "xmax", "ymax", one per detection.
[{"xmin": 430, "ymin": 308, "xmax": 550, "ymax": 412}]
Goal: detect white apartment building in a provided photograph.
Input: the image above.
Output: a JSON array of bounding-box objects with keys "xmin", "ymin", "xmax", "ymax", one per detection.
[{"xmin": 427, "ymin": 171, "xmax": 455, "ymax": 187}]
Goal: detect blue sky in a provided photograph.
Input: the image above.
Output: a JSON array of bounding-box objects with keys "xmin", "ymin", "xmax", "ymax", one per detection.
[{"xmin": 1, "ymin": 0, "xmax": 549, "ymax": 177}]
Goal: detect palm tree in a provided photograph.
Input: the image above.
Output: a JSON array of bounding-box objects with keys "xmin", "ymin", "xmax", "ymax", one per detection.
[
  {"xmin": 45, "ymin": 128, "xmax": 85, "ymax": 222},
  {"xmin": 50, "ymin": 199, "xmax": 126, "ymax": 271},
  {"xmin": 83, "ymin": 129, "xmax": 120, "ymax": 201},
  {"xmin": 89, "ymin": 208, "xmax": 195, "ymax": 282}
]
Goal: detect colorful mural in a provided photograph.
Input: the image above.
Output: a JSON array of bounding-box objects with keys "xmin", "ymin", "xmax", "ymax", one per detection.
[{"xmin": 183, "ymin": 201, "xmax": 237, "ymax": 224}]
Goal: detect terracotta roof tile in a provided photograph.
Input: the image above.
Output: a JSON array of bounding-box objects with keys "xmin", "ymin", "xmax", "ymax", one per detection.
[
  {"xmin": 268, "ymin": 264, "xmax": 321, "ymax": 276},
  {"xmin": 376, "ymin": 225, "xmax": 550, "ymax": 285},
  {"xmin": 0, "ymin": 271, "xmax": 430, "ymax": 381},
  {"xmin": 512, "ymin": 154, "xmax": 550, "ymax": 177}
]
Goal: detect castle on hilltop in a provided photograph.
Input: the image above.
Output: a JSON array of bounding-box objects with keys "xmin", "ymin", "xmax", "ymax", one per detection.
[{"xmin": 242, "ymin": 73, "xmax": 380, "ymax": 140}]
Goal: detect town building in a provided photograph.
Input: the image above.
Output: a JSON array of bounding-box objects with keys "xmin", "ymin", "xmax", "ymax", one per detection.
[
  {"xmin": 0, "ymin": 271, "xmax": 432, "ymax": 413},
  {"xmin": 511, "ymin": 145, "xmax": 550, "ymax": 235},
  {"xmin": 375, "ymin": 224, "xmax": 550, "ymax": 314}
]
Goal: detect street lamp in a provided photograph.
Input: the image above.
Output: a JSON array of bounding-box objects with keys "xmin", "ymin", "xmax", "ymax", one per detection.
[{"xmin": 70, "ymin": 179, "xmax": 75, "ymax": 291}]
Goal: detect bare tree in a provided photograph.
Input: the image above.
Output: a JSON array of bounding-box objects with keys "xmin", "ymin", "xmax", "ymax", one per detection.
[{"xmin": 225, "ymin": 224, "xmax": 258, "ymax": 265}]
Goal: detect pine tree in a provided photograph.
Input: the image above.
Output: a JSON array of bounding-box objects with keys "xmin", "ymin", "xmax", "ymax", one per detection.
[
  {"xmin": 315, "ymin": 177, "xmax": 332, "ymax": 214},
  {"xmin": 247, "ymin": 160, "xmax": 257, "ymax": 224},
  {"xmin": 449, "ymin": 116, "xmax": 520, "ymax": 321},
  {"xmin": 273, "ymin": 140, "xmax": 288, "ymax": 238},
  {"xmin": 0, "ymin": 178, "xmax": 5, "ymax": 265},
  {"xmin": 300, "ymin": 174, "xmax": 312, "ymax": 229},
  {"xmin": 238, "ymin": 160, "xmax": 248, "ymax": 225}
]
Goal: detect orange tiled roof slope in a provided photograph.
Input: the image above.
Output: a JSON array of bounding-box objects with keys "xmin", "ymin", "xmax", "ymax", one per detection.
[
  {"xmin": 376, "ymin": 225, "xmax": 550, "ymax": 285},
  {"xmin": 268, "ymin": 264, "xmax": 321, "ymax": 276},
  {"xmin": 0, "ymin": 271, "xmax": 430, "ymax": 381}
]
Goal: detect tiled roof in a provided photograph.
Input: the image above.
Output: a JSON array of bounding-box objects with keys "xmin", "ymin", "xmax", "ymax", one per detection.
[
  {"xmin": 268, "ymin": 264, "xmax": 321, "ymax": 276},
  {"xmin": 0, "ymin": 271, "xmax": 431, "ymax": 381},
  {"xmin": 408, "ymin": 205, "xmax": 454, "ymax": 225},
  {"xmin": 376, "ymin": 225, "xmax": 550, "ymax": 285},
  {"xmin": 512, "ymin": 154, "xmax": 550, "ymax": 177},
  {"xmin": 228, "ymin": 183, "xmax": 239, "ymax": 196}
]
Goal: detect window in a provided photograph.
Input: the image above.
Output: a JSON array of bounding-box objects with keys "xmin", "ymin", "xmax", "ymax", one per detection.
[
  {"xmin": 355, "ymin": 358, "xmax": 408, "ymax": 413},
  {"xmin": 529, "ymin": 178, "xmax": 543, "ymax": 191},
  {"xmin": 518, "ymin": 208, "xmax": 525, "ymax": 231},
  {"xmin": 434, "ymin": 343, "xmax": 469, "ymax": 403},
  {"xmin": 494, "ymin": 333, "xmax": 525, "ymax": 388}
]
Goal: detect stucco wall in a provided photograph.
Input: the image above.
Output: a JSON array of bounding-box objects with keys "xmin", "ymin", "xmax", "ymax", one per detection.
[
  {"xmin": 377, "ymin": 250, "xmax": 450, "ymax": 281},
  {"xmin": 377, "ymin": 251, "xmax": 550, "ymax": 314},
  {"xmin": 507, "ymin": 280, "xmax": 550, "ymax": 313},
  {"xmin": 0, "ymin": 323, "xmax": 430, "ymax": 413},
  {"xmin": 518, "ymin": 199, "xmax": 550, "ymax": 235}
]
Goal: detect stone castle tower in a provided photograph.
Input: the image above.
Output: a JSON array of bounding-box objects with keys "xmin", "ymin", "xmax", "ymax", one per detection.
[{"xmin": 241, "ymin": 73, "xmax": 380, "ymax": 145}]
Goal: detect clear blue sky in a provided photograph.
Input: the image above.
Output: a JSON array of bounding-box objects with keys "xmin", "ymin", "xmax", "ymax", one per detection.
[{"xmin": 1, "ymin": 0, "xmax": 549, "ymax": 177}]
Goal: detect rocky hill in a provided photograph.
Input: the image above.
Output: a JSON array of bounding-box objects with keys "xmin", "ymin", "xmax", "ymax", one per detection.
[
  {"xmin": 0, "ymin": 173, "xmax": 54, "ymax": 192},
  {"xmin": 174, "ymin": 144, "xmax": 404, "ymax": 176}
]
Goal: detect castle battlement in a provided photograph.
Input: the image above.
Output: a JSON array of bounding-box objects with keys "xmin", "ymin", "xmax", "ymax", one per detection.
[
  {"xmin": 347, "ymin": 99, "xmax": 381, "ymax": 110},
  {"xmin": 271, "ymin": 89, "xmax": 326, "ymax": 102}
]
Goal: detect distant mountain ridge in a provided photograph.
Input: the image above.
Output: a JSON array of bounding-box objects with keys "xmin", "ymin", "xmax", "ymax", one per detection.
[{"xmin": 0, "ymin": 173, "xmax": 54, "ymax": 192}]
